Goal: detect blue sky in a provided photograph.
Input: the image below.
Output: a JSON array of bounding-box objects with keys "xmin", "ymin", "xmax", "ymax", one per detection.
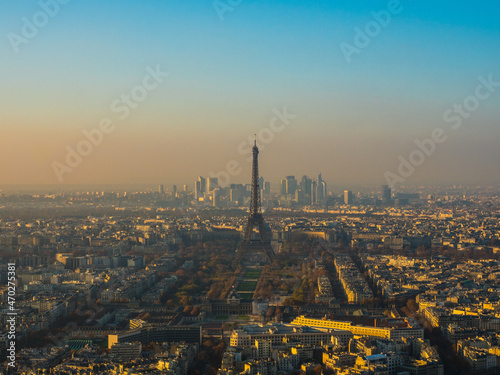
[{"xmin": 0, "ymin": 0, "xmax": 499, "ymax": 187}]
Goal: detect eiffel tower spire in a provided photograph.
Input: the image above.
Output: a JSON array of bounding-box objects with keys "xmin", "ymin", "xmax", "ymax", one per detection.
[
  {"xmin": 232, "ymin": 137, "xmax": 275, "ymax": 268},
  {"xmin": 250, "ymin": 135, "xmax": 261, "ymax": 217}
]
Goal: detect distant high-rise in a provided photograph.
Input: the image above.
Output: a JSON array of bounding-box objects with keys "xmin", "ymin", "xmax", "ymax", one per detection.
[
  {"xmin": 280, "ymin": 179, "xmax": 287, "ymax": 195},
  {"xmin": 207, "ymin": 177, "xmax": 218, "ymax": 193},
  {"xmin": 264, "ymin": 181, "xmax": 271, "ymax": 198},
  {"xmin": 286, "ymin": 176, "xmax": 297, "ymax": 196},
  {"xmin": 344, "ymin": 190, "xmax": 353, "ymax": 205},
  {"xmin": 230, "ymin": 185, "xmax": 242, "ymax": 205},
  {"xmin": 311, "ymin": 180, "xmax": 317, "ymax": 205},
  {"xmin": 279, "ymin": 176, "xmax": 297, "ymax": 197},
  {"xmin": 195, "ymin": 181, "xmax": 201, "ymax": 200},
  {"xmin": 195, "ymin": 176, "xmax": 206, "ymax": 199},
  {"xmin": 260, "ymin": 178, "xmax": 271, "ymax": 199},
  {"xmin": 213, "ymin": 188, "xmax": 221, "ymax": 207},
  {"xmin": 158, "ymin": 184, "xmax": 164, "ymax": 195},
  {"xmin": 301, "ymin": 176, "xmax": 312, "ymax": 198},
  {"xmin": 299, "ymin": 176, "xmax": 313, "ymax": 205},
  {"xmin": 381, "ymin": 185, "xmax": 391, "ymax": 201},
  {"xmin": 198, "ymin": 176, "xmax": 206, "ymax": 193},
  {"xmin": 316, "ymin": 173, "xmax": 327, "ymax": 205},
  {"xmin": 172, "ymin": 185, "xmax": 177, "ymax": 197}
]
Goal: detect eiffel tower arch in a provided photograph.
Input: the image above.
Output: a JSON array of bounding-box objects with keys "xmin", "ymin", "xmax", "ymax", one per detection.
[{"xmin": 232, "ymin": 137, "xmax": 275, "ymax": 268}]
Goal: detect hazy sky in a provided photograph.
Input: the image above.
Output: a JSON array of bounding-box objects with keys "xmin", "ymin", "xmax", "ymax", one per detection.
[{"xmin": 1, "ymin": 0, "xmax": 499, "ymax": 188}]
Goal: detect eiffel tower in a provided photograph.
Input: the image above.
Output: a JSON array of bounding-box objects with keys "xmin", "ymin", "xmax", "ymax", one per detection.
[{"xmin": 232, "ymin": 137, "xmax": 275, "ymax": 268}]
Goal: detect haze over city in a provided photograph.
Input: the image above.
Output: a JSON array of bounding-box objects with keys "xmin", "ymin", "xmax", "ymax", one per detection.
[
  {"xmin": 3, "ymin": 2, "xmax": 500, "ymax": 375},
  {"xmin": 0, "ymin": 0, "xmax": 499, "ymax": 187}
]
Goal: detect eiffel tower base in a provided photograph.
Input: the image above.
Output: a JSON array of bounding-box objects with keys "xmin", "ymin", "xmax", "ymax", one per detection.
[{"xmin": 232, "ymin": 241, "xmax": 275, "ymax": 269}]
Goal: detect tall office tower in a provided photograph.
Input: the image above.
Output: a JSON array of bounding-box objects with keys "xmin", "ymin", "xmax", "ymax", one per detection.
[
  {"xmin": 172, "ymin": 185, "xmax": 177, "ymax": 197},
  {"xmin": 159, "ymin": 184, "xmax": 164, "ymax": 195},
  {"xmin": 344, "ymin": 190, "xmax": 353, "ymax": 205},
  {"xmin": 213, "ymin": 188, "xmax": 221, "ymax": 207},
  {"xmin": 316, "ymin": 173, "xmax": 327, "ymax": 205},
  {"xmin": 195, "ymin": 181, "xmax": 202, "ymax": 200},
  {"xmin": 280, "ymin": 179, "xmax": 287, "ymax": 195},
  {"xmin": 311, "ymin": 180, "xmax": 317, "ymax": 205},
  {"xmin": 262, "ymin": 181, "xmax": 271, "ymax": 199},
  {"xmin": 197, "ymin": 176, "xmax": 206, "ymax": 194},
  {"xmin": 285, "ymin": 176, "xmax": 297, "ymax": 196},
  {"xmin": 259, "ymin": 177, "xmax": 266, "ymax": 199},
  {"xmin": 300, "ymin": 176, "xmax": 312, "ymax": 205},
  {"xmin": 233, "ymin": 138, "xmax": 275, "ymax": 268},
  {"xmin": 381, "ymin": 185, "xmax": 391, "ymax": 201},
  {"xmin": 321, "ymin": 180, "xmax": 328, "ymax": 200},
  {"xmin": 264, "ymin": 182, "xmax": 271, "ymax": 195},
  {"xmin": 207, "ymin": 177, "xmax": 218, "ymax": 193},
  {"xmin": 183, "ymin": 184, "xmax": 188, "ymax": 192},
  {"xmin": 294, "ymin": 189, "xmax": 302, "ymax": 203},
  {"xmin": 230, "ymin": 186, "xmax": 241, "ymax": 204},
  {"xmin": 317, "ymin": 174, "xmax": 323, "ymax": 202},
  {"xmin": 301, "ymin": 175, "xmax": 312, "ymax": 195},
  {"xmin": 230, "ymin": 184, "xmax": 246, "ymax": 205}
]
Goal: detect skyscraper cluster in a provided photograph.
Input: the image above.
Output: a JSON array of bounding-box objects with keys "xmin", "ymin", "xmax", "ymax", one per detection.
[
  {"xmin": 279, "ymin": 174, "xmax": 327, "ymax": 206},
  {"xmin": 194, "ymin": 175, "xmax": 271, "ymax": 208}
]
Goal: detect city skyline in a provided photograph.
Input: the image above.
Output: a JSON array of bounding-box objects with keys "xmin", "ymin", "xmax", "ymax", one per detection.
[
  {"xmin": 2, "ymin": 3, "xmax": 499, "ymax": 370},
  {"xmin": 1, "ymin": 1, "xmax": 499, "ymax": 186}
]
